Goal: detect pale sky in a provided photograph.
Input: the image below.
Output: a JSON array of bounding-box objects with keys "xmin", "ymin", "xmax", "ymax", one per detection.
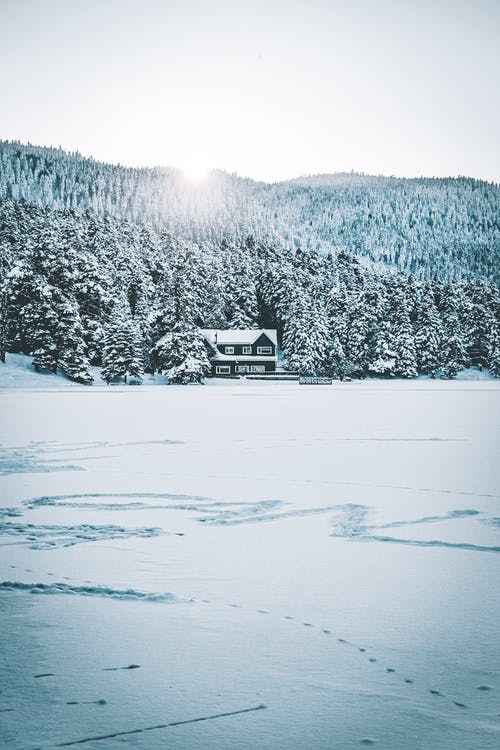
[{"xmin": 1, "ymin": 0, "xmax": 499, "ymax": 182}]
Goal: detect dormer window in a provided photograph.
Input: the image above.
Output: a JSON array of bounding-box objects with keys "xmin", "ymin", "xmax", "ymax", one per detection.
[
  {"xmin": 242, "ymin": 346, "xmax": 251, "ymax": 354},
  {"xmin": 257, "ymin": 346, "xmax": 272, "ymax": 354},
  {"xmin": 224, "ymin": 346, "xmax": 235, "ymax": 354}
]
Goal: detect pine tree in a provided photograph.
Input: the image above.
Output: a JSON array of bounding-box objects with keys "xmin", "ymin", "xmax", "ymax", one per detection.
[
  {"xmin": 440, "ymin": 286, "xmax": 468, "ymax": 379},
  {"xmin": 414, "ymin": 285, "xmax": 443, "ymax": 376},
  {"xmin": 387, "ymin": 277, "xmax": 417, "ymax": 378},
  {"xmin": 152, "ymin": 329, "xmax": 211, "ymax": 383},
  {"xmin": 169, "ymin": 242, "xmax": 204, "ymax": 329},
  {"xmin": 487, "ymin": 325, "xmax": 500, "ymax": 377},
  {"xmin": 56, "ymin": 298, "xmax": 93, "ymax": 383},
  {"xmin": 442, "ymin": 313, "xmax": 467, "ymax": 379},
  {"xmin": 101, "ymin": 296, "xmax": 143, "ymax": 383},
  {"xmin": 323, "ymin": 334, "xmax": 351, "ymax": 379},
  {"xmin": 0, "ymin": 286, "xmax": 7, "ymax": 363},
  {"xmin": 346, "ymin": 298, "xmax": 370, "ymax": 377},
  {"xmin": 30, "ymin": 285, "xmax": 59, "ymax": 373},
  {"xmin": 282, "ymin": 294, "xmax": 329, "ymax": 375},
  {"xmin": 393, "ymin": 315, "xmax": 417, "ymax": 378},
  {"xmin": 465, "ymin": 281, "xmax": 495, "ymax": 368},
  {"xmin": 369, "ymin": 322, "xmax": 396, "ymax": 377},
  {"xmin": 225, "ymin": 250, "xmax": 259, "ymax": 329}
]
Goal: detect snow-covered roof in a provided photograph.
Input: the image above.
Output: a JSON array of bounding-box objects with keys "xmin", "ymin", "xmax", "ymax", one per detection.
[{"xmin": 201, "ymin": 329, "xmax": 278, "ymax": 346}]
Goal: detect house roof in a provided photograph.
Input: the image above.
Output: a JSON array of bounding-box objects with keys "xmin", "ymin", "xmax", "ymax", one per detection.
[{"xmin": 201, "ymin": 329, "xmax": 278, "ymax": 347}]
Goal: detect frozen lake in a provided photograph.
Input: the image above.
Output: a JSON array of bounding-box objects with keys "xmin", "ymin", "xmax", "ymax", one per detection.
[{"xmin": 1, "ymin": 377, "xmax": 499, "ymax": 749}]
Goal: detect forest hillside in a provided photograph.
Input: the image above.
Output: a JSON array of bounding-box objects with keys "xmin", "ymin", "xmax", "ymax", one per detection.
[{"xmin": 0, "ymin": 141, "xmax": 498, "ymax": 383}]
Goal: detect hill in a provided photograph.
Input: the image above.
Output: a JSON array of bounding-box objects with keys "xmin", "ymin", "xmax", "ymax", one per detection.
[
  {"xmin": 1, "ymin": 140, "xmax": 499, "ymax": 281},
  {"xmin": 0, "ymin": 140, "xmax": 498, "ymax": 384}
]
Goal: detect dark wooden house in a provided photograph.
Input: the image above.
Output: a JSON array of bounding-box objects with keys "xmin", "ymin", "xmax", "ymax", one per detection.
[{"xmin": 201, "ymin": 329, "xmax": 278, "ymax": 376}]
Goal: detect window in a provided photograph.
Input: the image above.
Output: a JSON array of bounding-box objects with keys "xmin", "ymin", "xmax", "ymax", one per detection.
[
  {"xmin": 250, "ymin": 365, "xmax": 265, "ymax": 373},
  {"xmin": 257, "ymin": 346, "xmax": 272, "ymax": 355},
  {"xmin": 236, "ymin": 365, "xmax": 248, "ymax": 373},
  {"xmin": 216, "ymin": 365, "xmax": 231, "ymax": 374},
  {"xmin": 242, "ymin": 346, "xmax": 252, "ymax": 354},
  {"xmin": 224, "ymin": 346, "xmax": 234, "ymax": 354}
]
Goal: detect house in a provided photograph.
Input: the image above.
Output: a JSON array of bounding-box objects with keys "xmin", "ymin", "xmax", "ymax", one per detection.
[{"xmin": 201, "ymin": 329, "xmax": 278, "ymax": 376}]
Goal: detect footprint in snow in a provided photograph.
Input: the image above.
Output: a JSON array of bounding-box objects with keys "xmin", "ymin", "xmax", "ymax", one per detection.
[
  {"xmin": 477, "ymin": 685, "xmax": 493, "ymax": 691},
  {"xmin": 360, "ymin": 739, "xmax": 377, "ymax": 746},
  {"xmin": 102, "ymin": 664, "xmax": 140, "ymax": 672},
  {"xmin": 387, "ymin": 668, "xmax": 396, "ymax": 673},
  {"xmin": 453, "ymin": 701, "xmax": 467, "ymax": 708},
  {"xmin": 429, "ymin": 689, "xmax": 442, "ymax": 696},
  {"xmin": 359, "ymin": 647, "xmax": 366, "ymax": 652},
  {"xmin": 33, "ymin": 673, "xmax": 55, "ymax": 678},
  {"xmin": 257, "ymin": 610, "xmax": 269, "ymax": 614},
  {"xmin": 322, "ymin": 629, "xmax": 332, "ymax": 634},
  {"xmin": 369, "ymin": 658, "xmax": 377, "ymax": 663},
  {"xmin": 303, "ymin": 622, "xmax": 314, "ymax": 627},
  {"xmin": 404, "ymin": 679, "xmax": 414, "ymax": 684},
  {"xmin": 284, "ymin": 615, "xmax": 294, "ymax": 620}
]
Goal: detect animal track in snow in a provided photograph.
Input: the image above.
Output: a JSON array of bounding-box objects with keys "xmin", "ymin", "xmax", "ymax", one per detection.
[{"xmin": 1, "ymin": 566, "xmax": 488, "ymax": 720}]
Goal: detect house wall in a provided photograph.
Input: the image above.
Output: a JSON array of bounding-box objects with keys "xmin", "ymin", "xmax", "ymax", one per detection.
[{"xmin": 213, "ymin": 360, "xmax": 276, "ymax": 376}]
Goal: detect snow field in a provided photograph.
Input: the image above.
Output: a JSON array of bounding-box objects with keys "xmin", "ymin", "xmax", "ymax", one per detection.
[{"xmin": 0, "ymin": 373, "xmax": 499, "ymax": 748}]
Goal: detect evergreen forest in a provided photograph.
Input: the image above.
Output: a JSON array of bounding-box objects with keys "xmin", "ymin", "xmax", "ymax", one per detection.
[{"xmin": 0, "ymin": 141, "xmax": 498, "ymax": 383}]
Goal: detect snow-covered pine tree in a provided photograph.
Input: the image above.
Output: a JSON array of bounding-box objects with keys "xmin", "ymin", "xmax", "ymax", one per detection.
[
  {"xmin": 345, "ymin": 298, "xmax": 370, "ymax": 377},
  {"xmin": 56, "ymin": 297, "xmax": 93, "ymax": 383},
  {"xmin": 152, "ymin": 329, "xmax": 211, "ymax": 383},
  {"xmin": 438, "ymin": 285, "xmax": 468, "ymax": 379},
  {"xmin": 465, "ymin": 281, "xmax": 497, "ymax": 368},
  {"xmin": 31, "ymin": 306, "xmax": 58, "ymax": 373},
  {"xmin": 101, "ymin": 295, "xmax": 143, "ymax": 384},
  {"xmin": 226, "ymin": 258, "xmax": 259, "ymax": 329},
  {"xmin": 487, "ymin": 324, "xmax": 500, "ymax": 377},
  {"xmin": 323, "ymin": 334, "xmax": 351, "ymax": 379},
  {"xmin": 442, "ymin": 313, "xmax": 467, "ymax": 378},
  {"xmin": 393, "ymin": 313, "xmax": 418, "ymax": 378},
  {"xmin": 0, "ymin": 286, "xmax": 6, "ymax": 363},
  {"xmin": 169, "ymin": 242, "xmax": 204, "ymax": 329},
  {"xmin": 387, "ymin": 277, "xmax": 418, "ymax": 378},
  {"xmin": 282, "ymin": 293, "xmax": 329, "ymax": 375},
  {"xmin": 369, "ymin": 321, "xmax": 396, "ymax": 377},
  {"xmin": 414, "ymin": 284, "xmax": 443, "ymax": 376}
]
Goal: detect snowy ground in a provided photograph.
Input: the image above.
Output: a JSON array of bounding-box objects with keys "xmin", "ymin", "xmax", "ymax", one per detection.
[{"xmin": 1, "ymin": 356, "xmax": 499, "ymax": 749}]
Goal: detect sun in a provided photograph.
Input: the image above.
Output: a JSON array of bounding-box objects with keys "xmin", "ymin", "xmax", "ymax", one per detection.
[{"xmin": 180, "ymin": 162, "xmax": 209, "ymax": 181}]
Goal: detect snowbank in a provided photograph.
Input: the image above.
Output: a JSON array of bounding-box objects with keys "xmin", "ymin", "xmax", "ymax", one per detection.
[{"xmin": 1, "ymin": 352, "xmax": 497, "ymax": 390}]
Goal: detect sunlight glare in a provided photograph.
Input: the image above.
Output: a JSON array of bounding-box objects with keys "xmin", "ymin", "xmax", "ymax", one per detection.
[{"xmin": 181, "ymin": 162, "xmax": 209, "ymax": 181}]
